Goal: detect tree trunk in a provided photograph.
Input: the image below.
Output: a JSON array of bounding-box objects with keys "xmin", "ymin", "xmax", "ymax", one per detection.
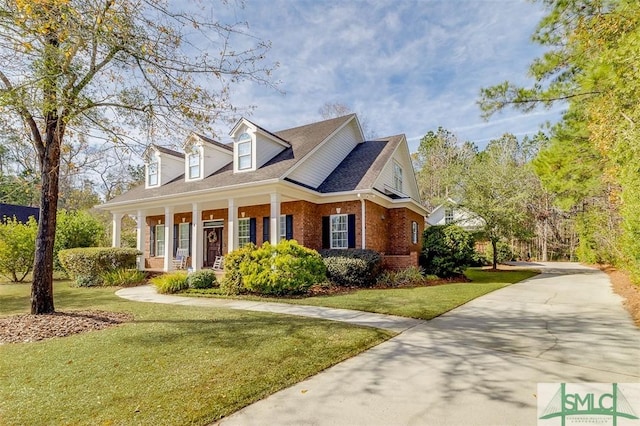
[
  {"xmin": 31, "ymin": 124, "xmax": 62, "ymax": 314},
  {"xmin": 491, "ymin": 238, "xmax": 498, "ymax": 270}
]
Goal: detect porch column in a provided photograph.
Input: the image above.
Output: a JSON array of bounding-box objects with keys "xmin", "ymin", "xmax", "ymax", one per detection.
[
  {"xmin": 191, "ymin": 202, "xmax": 202, "ymax": 271},
  {"xmin": 227, "ymin": 198, "xmax": 236, "ymax": 253},
  {"xmin": 112, "ymin": 213, "xmax": 123, "ymax": 248},
  {"xmin": 163, "ymin": 206, "xmax": 174, "ymax": 272},
  {"xmin": 136, "ymin": 210, "xmax": 146, "ymax": 271},
  {"xmin": 270, "ymin": 192, "xmax": 281, "ymax": 244}
]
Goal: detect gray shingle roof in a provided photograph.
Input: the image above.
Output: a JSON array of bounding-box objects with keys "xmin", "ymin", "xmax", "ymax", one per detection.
[{"xmin": 104, "ymin": 114, "xmax": 357, "ymax": 205}]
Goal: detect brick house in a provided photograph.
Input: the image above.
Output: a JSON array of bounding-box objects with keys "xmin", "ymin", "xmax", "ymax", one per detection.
[{"xmin": 100, "ymin": 114, "xmax": 427, "ymax": 271}]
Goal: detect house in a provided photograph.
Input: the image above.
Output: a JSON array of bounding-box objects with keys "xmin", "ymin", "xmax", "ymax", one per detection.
[
  {"xmin": 0, "ymin": 203, "xmax": 39, "ymax": 224},
  {"xmin": 99, "ymin": 114, "xmax": 428, "ymax": 272},
  {"xmin": 426, "ymin": 200, "xmax": 484, "ymax": 231}
]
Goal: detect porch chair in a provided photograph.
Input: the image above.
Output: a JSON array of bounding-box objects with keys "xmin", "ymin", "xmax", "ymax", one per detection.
[
  {"xmin": 212, "ymin": 256, "xmax": 224, "ymax": 271},
  {"xmin": 173, "ymin": 248, "xmax": 189, "ymax": 270}
]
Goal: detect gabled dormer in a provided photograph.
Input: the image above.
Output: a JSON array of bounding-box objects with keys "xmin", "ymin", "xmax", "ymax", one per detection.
[
  {"xmin": 143, "ymin": 145, "xmax": 185, "ymax": 189},
  {"xmin": 229, "ymin": 118, "xmax": 291, "ymax": 173},
  {"xmin": 183, "ymin": 134, "xmax": 232, "ymax": 182}
]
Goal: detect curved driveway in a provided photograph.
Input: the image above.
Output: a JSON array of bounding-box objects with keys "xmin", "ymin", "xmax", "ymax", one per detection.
[{"xmin": 119, "ymin": 262, "xmax": 640, "ymax": 425}]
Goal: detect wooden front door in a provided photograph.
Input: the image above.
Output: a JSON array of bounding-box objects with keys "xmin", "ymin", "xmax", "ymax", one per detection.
[{"xmin": 205, "ymin": 228, "xmax": 223, "ymax": 267}]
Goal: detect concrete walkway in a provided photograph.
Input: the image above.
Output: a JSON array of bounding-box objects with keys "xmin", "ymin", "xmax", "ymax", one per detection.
[{"xmin": 117, "ymin": 263, "xmax": 640, "ymax": 425}]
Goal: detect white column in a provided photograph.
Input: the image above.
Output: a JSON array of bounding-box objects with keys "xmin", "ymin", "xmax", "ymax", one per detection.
[
  {"xmin": 227, "ymin": 198, "xmax": 236, "ymax": 253},
  {"xmin": 191, "ymin": 203, "xmax": 202, "ymax": 271},
  {"xmin": 112, "ymin": 213, "xmax": 123, "ymax": 248},
  {"xmin": 136, "ymin": 210, "xmax": 146, "ymax": 271},
  {"xmin": 361, "ymin": 198, "xmax": 366, "ymax": 249},
  {"xmin": 270, "ymin": 192, "xmax": 281, "ymax": 244},
  {"xmin": 163, "ymin": 206, "xmax": 174, "ymax": 272}
]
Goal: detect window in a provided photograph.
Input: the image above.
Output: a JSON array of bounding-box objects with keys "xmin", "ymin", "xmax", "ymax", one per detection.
[
  {"xmin": 155, "ymin": 224, "xmax": 165, "ymax": 256},
  {"xmin": 238, "ymin": 218, "xmax": 251, "ymax": 247},
  {"xmin": 188, "ymin": 149, "xmax": 200, "ymax": 179},
  {"xmin": 147, "ymin": 162, "xmax": 158, "ymax": 186},
  {"xmin": 412, "ymin": 221, "xmax": 418, "ymax": 244},
  {"xmin": 445, "ymin": 208, "xmax": 454, "ymax": 225},
  {"xmin": 280, "ymin": 215, "xmax": 287, "ymax": 240},
  {"xmin": 178, "ymin": 223, "xmax": 190, "ymax": 250},
  {"xmin": 330, "ymin": 214, "xmax": 348, "ymax": 249},
  {"xmin": 393, "ymin": 161, "xmax": 403, "ymax": 192},
  {"xmin": 237, "ymin": 133, "xmax": 252, "ymax": 170}
]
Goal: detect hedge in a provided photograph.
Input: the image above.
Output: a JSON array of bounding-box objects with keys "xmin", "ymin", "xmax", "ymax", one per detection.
[
  {"xmin": 319, "ymin": 249, "xmax": 382, "ymax": 287},
  {"xmin": 58, "ymin": 247, "xmax": 141, "ymax": 287}
]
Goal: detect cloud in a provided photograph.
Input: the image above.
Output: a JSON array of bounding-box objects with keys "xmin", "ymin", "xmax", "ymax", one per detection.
[{"xmin": 212, "ymin": 0, "xmax": 555, "ymax": 151}]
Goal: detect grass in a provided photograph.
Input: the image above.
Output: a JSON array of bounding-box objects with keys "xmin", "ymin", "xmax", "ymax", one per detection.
[
  {"xmin": 188, "ymin": 268, "xmax": 540, "ymax": 320},
  {"xmin": 0, "ymin": 281, "xmax": 392, "ymax": 426}
]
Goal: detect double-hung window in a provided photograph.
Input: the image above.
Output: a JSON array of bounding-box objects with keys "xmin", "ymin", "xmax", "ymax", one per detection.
[
  {"xmin": 147, "ymin": 162, "xmax": 158, "ymax": 186},
  {"xmin": 412, "ymin": 221, "xmax": 419, "ymax": 244},
  {"xmin": 237, "ymin": 133, "xmax": 252, "ymax": 170},
  {"xmin": 330, "ymin": 214, "xmax": 348, "ymax": 249},
  {"xmin": 280, "ymin": 215, "xmax": 287, "ymax": 240},
  {"xmin": 188, "ymin": 149, "xmax": 200, "ymax": 179},
  {"xmin": 238, "ymin": 218, "xmax": 251, "ymax": 247},
  {"xmin": 178, "ymin": 223, "xmax": 190, "ymax": 251},
  {"xmin": 393, "ymin": 161, "xmax": 403, "ymax": 192},
  {"xmin": 155, "ymin": 224, "xmax": 165, "ymax": 256},
  {"xmin": 445, "ymin": 208, "xmax": 454, "ymax": 225}
]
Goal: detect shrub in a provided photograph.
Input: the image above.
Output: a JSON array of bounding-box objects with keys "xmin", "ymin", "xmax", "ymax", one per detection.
[
  {"xmin": 376, "ymin": 266, "xmax": 425, "ymax": 288},
  {"xmin": 58, "ymin": 247, "xmax": 141, "ymax": 287},
  {"xmin": 187, "ymin": 269, "xmax": 218, "ymax": 289},
  {"xmin": 220, "ymin": 243, "xmax": 256, "ymax": 295},
  {"xmin": 101, "ymin": 268, "xmax": 147, "ymax": 287},
  {"xmin": 54, "ymin": 209, "xmax": 106, "ymax": 269},
  {"xmin": 484, "ymin": 240, "xmax": 514, "ymax": 264},
  {"xmin": 421, "ymin": 225, "xmax": 476, "ymax": 278},
  {"xmin": 0, "ymin": 216, "xmax": 37, "ymax": 282},
  {"xmin": 222, "ymin": 240, "xmax": 326, "ymax": 296},
  {"xmin": 151, "ymin": 271, "xmax": 189, "ymax": 294},
  {"xmin": 319, "ymin": 249, "xmax": 382, "ymax": 287}
]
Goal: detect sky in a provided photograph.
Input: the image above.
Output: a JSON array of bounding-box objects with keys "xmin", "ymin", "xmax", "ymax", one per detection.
[{"xmin": 212, "ymin": 0, "xmax": 565, "ymax": 152}]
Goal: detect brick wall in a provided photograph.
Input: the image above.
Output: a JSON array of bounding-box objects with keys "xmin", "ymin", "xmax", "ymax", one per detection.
[
  {"xmin": 364, "ymin": 200, "xmax": 388, "ymax": 253},
  {"xmin": 382, "ymin": 252, "xmax": 419, "ymax": 270}
]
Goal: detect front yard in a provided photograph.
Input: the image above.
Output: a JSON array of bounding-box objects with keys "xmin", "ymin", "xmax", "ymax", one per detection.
[
  {"xmin": 0, "ymin": 281, "xmax": 391, "ymax": 426},
  {"xmin": 0, "ymin": 267, "xmax": 538, "ymax": 425}
]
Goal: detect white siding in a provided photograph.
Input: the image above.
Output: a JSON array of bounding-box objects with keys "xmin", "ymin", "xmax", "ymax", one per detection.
[
  {"xmin": 202, "ymin": 144, "xmax": 233, "ymax": 177},
  {"xmin": 159, "ymin": 153, "xmax": 184, "ymax": 186},
  {"xmin": 256, "ymin": 134, "xmax": 286, "ymax": 168},
  {"xmin": 426, "ymin": 205, "xmax": 485, "ymax": 230},
  {"xmin": 288, "ymin": 120, "xmax": 362, "ymax": 188},
  {"xmin": 373, "ymin": 139, "xmax": 420, "ymax": 201}
]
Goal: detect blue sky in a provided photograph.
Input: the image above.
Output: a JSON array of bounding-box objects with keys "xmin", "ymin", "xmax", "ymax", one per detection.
[{"xmin": 216, "ymin": 0, "xmax": 565, "ymax": 152}]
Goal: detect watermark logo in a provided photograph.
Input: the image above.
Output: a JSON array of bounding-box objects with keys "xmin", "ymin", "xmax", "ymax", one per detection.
[{"xmin": 538, "ymin": 383, "xmax": 640, "ymax": 426}]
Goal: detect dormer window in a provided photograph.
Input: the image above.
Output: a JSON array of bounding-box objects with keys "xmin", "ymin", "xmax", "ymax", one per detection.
[
  {"xmin": 188, "ymin": 148, "xmax": 201, "ymax": 179},
  {"xmin": 147, "ymin": 162, "xmax": 158, "ymax": 187},
  {"xmin": 237, "ymin": 132, "xmax": 252, "ymax": 170}
]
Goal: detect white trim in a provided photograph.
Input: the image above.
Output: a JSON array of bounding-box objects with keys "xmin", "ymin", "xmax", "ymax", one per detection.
[{"xmin": 329, "ymin": 214, "xmax": 348, "ymax": 249}]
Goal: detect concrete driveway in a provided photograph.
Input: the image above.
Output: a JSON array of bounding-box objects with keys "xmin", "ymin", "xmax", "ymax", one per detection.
[{"xmin": 218, "ymin": 263, "xmax": 640, "ymax": 425}]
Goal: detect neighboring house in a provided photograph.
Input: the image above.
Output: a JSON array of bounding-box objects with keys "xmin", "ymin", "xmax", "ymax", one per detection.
[
  {"xmin": 426, "ymin": 200, "xmax": 484, "ymax": 231},
  {"xmin": 99, "ymin": 114, "xmax": 427, "ymax": 271},
  {"xmin": 0, "ymin": 203, "xmax": 39, "ymax": 224}
]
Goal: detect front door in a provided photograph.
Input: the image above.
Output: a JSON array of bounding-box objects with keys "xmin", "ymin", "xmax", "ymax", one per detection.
[{"xmin": 205, "ymin": 228, "xmax": 223, "ymax": 267}]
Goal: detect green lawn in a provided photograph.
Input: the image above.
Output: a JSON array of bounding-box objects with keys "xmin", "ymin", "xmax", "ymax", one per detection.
[
  {"xmin": 190, "ymin": 268, "xmax": 540, "ymax": 320},
  {"xmin": 0, "ymin": 281, "xmax": 392, "ymax": 426}
]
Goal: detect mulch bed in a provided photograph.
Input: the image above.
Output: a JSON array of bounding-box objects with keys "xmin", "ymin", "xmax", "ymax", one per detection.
[{"xmin": 0, "ymin": 310, "xmax": 133, "ymax": 344}]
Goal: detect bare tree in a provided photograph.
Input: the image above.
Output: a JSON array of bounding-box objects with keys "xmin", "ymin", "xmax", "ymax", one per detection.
[
  {"xmin": 319, "ymin": 102, "xmax": 377, "ymax": 139},
  {"xmin": 0, "ymin": 0, "xmax": 275, "ymax": 313}
]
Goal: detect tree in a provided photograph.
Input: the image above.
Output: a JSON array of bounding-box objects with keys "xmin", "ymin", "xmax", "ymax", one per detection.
[
  {"xmin": 0, "ymin": 216, "xmax": 38, "ymax": 282},
  {"xmin": 460, "ymin": 134, "xmax": 535, "ymax": 269},
  {"xmin": 412, "ymin": 128, "xmax": 476, "ymax": 211},
  {"xmin": 319, "ymin": 102, "xmax": 377, "ymax": 139},
  {"xmin": 478, "ymin": 0, "xmax": 640, "ymax": 278},
  {"xmin": 0, "ymin": 0, "xmax": 274, "ymax": 313}
]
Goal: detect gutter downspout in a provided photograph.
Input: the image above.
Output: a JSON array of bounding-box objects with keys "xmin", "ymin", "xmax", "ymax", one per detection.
[{"xmin": 359, "ymin": 194, "xmax": 366, "ymax": 249}]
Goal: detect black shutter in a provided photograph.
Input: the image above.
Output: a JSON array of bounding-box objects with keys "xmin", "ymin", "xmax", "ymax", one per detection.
[
  {"xmin": 188, "ymin": 223, "xmax": 192, "ymax": 256},
  {"xmin": 286, "ymin": 215, "xmax": 294, "ymax": 240},
  {"xmin": 150, "ymin": 225, "xmax": 156, "ymax": 257},
  {"xmin": 249, "ymin": 218, "xmax": 257, "ymax": 244},
  {"xmin": 348, "ymin": 214, "xmax": 356, "ymax": 248},
  {"xmin": 173, "ymin": 224, "xmax": 178, "ymax": 256},
  {"xmin": 322, "ymin": 216, "xmax": 330, "ymax": 249},
  {"xmin": 263, "ymin": 217, "xmax": 270, "ymax": 244}
]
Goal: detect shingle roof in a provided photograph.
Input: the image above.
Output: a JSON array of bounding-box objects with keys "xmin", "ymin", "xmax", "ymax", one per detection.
[
  {"xmin": 193, "ymin": 133, "xmax": 233, "ymax": 152},
  {"xmin": 317, "ymin": 135, "xmax": 403, "ymax": 193},
  {"xmin": 103, "ymin": 114, "xmax": 356, "ymax": 205},
  {"xmin": 154, "ymin": 145, "xmax": 184, "ymax": 158}
]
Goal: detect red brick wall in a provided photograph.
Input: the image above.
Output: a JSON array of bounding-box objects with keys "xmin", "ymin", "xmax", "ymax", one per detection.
[
  {"xmin": 382, "ymin": 252, "xmax": 419, "ymax": 270},
  {"xmin": 364, "ymin": 200, "xmax": 388, "ymax": 253},
  {"xmin": 385, "ymin": 208, "xmax": 424, "ymax": 255}
]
